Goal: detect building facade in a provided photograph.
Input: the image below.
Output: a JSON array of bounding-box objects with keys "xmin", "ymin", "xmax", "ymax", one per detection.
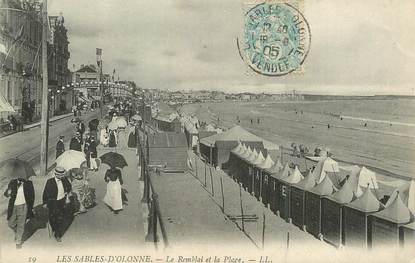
[
  {"xmin": 0, "ymin": 0, "xmax": 43, "ymax": 123},
  {"xmin": 48, "ymin": 14, "xmax": 73, "ymax": 116}
]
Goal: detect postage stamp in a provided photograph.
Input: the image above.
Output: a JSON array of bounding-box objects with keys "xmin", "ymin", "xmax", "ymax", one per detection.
[{"xmin": 238, "ymin": 1, "xmax": 311, "ymax": 76}]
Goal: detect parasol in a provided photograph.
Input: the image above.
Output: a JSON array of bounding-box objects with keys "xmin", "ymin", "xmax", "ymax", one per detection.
[
  {"xmin": 0, "ymin": 158, "xmax": 36, "ymax": 180},
  {"xmin": 89, "ymin": 118, "xmax": 99, "ymax": 130},
  {"xmin": 116, "ymin": 117, "xmax": 128, "ymax": 128},
  {"xmin": 55, "ymin": 150, "xmax": 87, "ymax": 171},
  {"xmin": 100, "ymin": 152, "xmax": 128, "ymax": 168},
  {"xmin": 107, "ymin": 121, "xmax": 118, "ymax": 130},
  {"xmin": 131, "ymin": 114, "xmax": 142, "ymax": 121}
]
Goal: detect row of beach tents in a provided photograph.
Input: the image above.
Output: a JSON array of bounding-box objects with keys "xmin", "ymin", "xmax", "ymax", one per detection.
[{"xmin": 225, "ymin": 141, "xmax": 414, "ymax": 249}]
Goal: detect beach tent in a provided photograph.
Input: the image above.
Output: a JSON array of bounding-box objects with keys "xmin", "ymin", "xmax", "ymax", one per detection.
[
  {"xmin": 147, "ymin": 132, "xmax": 188, "ymax": 172},
  {"xmin": 290, "ymin": 168, "xmax": 318, "ymax": 230},
  {"xmin": 259, "ymin": 154, "xmax": 275, "ymax": 206},
  {"xmin": 343, "ymin": 187, "xmax": 383, "ymax": 248},
  {"xmin": 279, "ymin": 166, "xmax": 304, "ymax": 222},
  {"xmin": 238, "ymin": 146, "xmax": 252, "ymax": 190},
  {"xmin": 182, "ymin": 118, "xmax": 199, "ymax": 148},
  {"xmin": 269, "ymin": 163, "xmax": 291, "ymax": 215},
  {"xmin": 199, "ymin": 125, "xmax": 278, "ymax": 167},
  {"xmin": 401, "ymin": 222, "xmax": 415, "ymax": 248},
  {"xmin": 259, "ymin": 153, "xmax": 275, "ymax": 170},
  {"xmin": 263, "ymin": 159, "xmax": 283, "ymax": 211},
  {"xmin": 407, "ymin": 180, "xmax": 415, "ymax": 215},
  {"xmin": 316, "ymin": 157, "xmax": 340, "ymax": 184},
  {"xmin": 247, "ymin": 148, "xmax": 259, "ymax": 164},
  {"xmin": 321, "ymin": 177, "xmax": 357, "ymax": 247},
  {"xmin": 205, "ymin": 124, "xmax": 216, "ymax": 132},
  {"xmin": 357, "ymin": 167, "xmax": 379, "ymax": 189},
  {"xmin": 305, "ymin": 174, "xmax": 336, "ymax": 238},
  {"xmin": 246, "ymin": 149, "xmax": 258, "ymax": 194},
  {"xmin": 252, "ymin": 151, "xmax": 266, "ymax": 200},
  {"xmin": 199, "ymin": 131, "xmax": 217, "ymax": 161},
  {"xmin": 369, "ymin": 191, "xmax": 413, "ymax": 249},
  {"xmin": 217, "ymin": 140, "xmax": 264, "ymax": 169},
  {"xmin": 227, "ymin": 142, "xmax": 243, "ymax": 181}
]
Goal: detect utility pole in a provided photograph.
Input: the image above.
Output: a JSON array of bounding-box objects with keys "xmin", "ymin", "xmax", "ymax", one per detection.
[
  {"xmin": 99, "ymin": 60, "xmax": 103, "ymax": 118},
  {"xmin": 40, "ymin": 0, "xmax": 49, "ymax": 176},
  {"xmin": 96, "ymin": 48, "xmax": 103, "ymax": 118}
]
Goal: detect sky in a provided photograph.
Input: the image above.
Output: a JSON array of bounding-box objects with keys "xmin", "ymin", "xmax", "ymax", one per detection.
[{"xmin": 49, "ymin": 0, "xmax": 415, "ymax": 95}]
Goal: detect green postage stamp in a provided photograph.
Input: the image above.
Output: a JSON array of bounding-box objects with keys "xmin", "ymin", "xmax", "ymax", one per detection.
[{"xmin": 238, "ymin": 0, "xmax": 311, "ymax": 76}]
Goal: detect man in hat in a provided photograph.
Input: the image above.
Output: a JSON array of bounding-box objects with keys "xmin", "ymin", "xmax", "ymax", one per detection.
[
  {"xmin": 42, "ymin": 167, "xmax": 72, "ymax": 242},
  {"xmin": 83, "ymin": 132, "xmax": 91, "ymax": 168},
  {"xmin": 76, "ymin": 120, "xmax": 85, "ymax": 143},
  {"xmin": 3, "ymin": 178, "xmax": 35, "ymax": 249},
  {"xmin": 69, "ymin": 132, "xmax": 82, "ymax": 152},
  {"xmin": 56, "ymin": 135, "xmax": 65, "ymax": 159},
  {"xmin": 89, "ymin": 135, "xmax": 98, "ymax": 171}
]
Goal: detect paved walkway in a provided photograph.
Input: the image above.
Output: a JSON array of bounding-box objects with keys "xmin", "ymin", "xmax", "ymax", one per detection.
[
  {"xmin": 0, "ymin": 129, "xmax": 146, "ymax": 262},
  {"xmin": 150, "ymin": 151, "xmax": 339, "ymax": 257}
]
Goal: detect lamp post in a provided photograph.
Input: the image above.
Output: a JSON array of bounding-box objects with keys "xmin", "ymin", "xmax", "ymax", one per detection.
[
  {"xmin": 96, "ymin": 48, "xmax": 103, "ymax": 118},
  {"xmin": 40, "ymin": 0, "xmax": 49, "ymax": 176}
]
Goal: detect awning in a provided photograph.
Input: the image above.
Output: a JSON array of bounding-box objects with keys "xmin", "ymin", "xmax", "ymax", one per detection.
[{"xmin": 0, "ymin": 93, "xmax": 15, "ymax": 113}]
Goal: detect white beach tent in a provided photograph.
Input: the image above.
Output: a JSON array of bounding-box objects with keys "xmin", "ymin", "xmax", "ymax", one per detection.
[
  {"xmin": 408, "ymin": 180, "xmax": 415, "ymax": 214},
  {"xmin": 205, "ymin": 124, "xmax": 216, "ymax": 132},
  {"xmin": 247, "ymin": 149, "xmax": 259, "ymax": 164},
  {"xmin": 283, "ymin": 165, "xmax": 304, "ymax": 184},
  {"xmin": 253, "ymin": 151, "xmax": 266, "ymax": 166},
  {"xmin": 231, "ymin": 141, "xmax": 242, "ymax": 154},
  {"xmin": 266, "ymin": 158, "xmax": 283, "ymax": 174},
  {"xmin": 236, "ymin": 143, "xmax": 247, "ymax": 157},
  {"xmin": 241, "ymin": 145, "xmax": 252, "ymax": 160},
  {"xmin": 357, "ymin": 166, "xmax": 379, "ymax": 189},
  {"xmin": 259, "ymin": 154, "xmax": 275, "ymax": 170},
  {"xmin": 315, "ymin": 157, "xmax": 340, "ymax": 183},
  {"xmin": 341, "ymin": 165, "xmax": 379, "ymax": 197},
  {"xmin": 279, "ymin": 163, "xmax": 292, "ymax": 180},
  {"xmin": 384, "ymin": 180, "xmax": 415, "ymax": 211}
]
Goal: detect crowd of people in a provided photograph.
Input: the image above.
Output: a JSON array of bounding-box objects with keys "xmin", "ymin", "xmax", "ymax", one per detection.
[{"xmin": 3, "ymin": 106, "xmax": 140, "ymax": 248}]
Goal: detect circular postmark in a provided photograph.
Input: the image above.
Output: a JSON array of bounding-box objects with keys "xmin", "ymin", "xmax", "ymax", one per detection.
[{"xmin": 238, "ymin": 2, "xmax": 311, "ymax": 76}]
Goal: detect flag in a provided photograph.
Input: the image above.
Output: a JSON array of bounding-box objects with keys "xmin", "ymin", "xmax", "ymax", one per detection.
[{"xmin": 96, "ymin": 48, "xmax": 102, "ymax": 62}]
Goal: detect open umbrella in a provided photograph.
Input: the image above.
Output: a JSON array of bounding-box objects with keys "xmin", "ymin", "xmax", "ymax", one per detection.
[
  {"xmin": 116, "ymin": 117, "xmax": 128, "ymax": 128},
  {"xmin": 131, "ymin": 114, "xmax": 142, "ymax": 121},
  {"xmin": 0, "ymin": 158, "xmax": 36, "ymax": 180},
  {"xmin": 108, "ymin": 121, "xmax": 118, "ymax": 130},
  {"xmin": 89, "ymin": 118, "xmax": 99, "ymax": 129},
  {"xmin": 55, "ymin": 150, "xmax": 87, "ymax": 171},
  {"xmin": 100, "ymin": 152, "xmax": 128, "ymax": 168}
]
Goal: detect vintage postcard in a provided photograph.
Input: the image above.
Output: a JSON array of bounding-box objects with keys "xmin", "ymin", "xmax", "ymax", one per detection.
[{"xmin": 0, "ymin": 0, "xmax": 414, "ymax": 263}]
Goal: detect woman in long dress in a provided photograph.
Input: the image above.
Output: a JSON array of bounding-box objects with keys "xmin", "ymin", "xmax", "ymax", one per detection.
[
  {"xmin": 100, "ymin": 127, "xmax": 109, "ymax": 147},
  {"xmin": 103, "ymin": 166, "xmax": 123, "ymax": 214},
  {"xmin": 70, "ymin": 168, "xmax": 88, "ymax": 214},
  {"xmin": 108, "ymin": 130, "xmax": 117, "ymax": 147},
  {"xmin": 127, "ymin": 125, "xmax": 137, "ymax": 148}
]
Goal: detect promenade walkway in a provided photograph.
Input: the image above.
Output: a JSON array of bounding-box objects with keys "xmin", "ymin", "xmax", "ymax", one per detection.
[{"xmin": 0, "ymin": 130, "xmax": 146, "ymax": 263}]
